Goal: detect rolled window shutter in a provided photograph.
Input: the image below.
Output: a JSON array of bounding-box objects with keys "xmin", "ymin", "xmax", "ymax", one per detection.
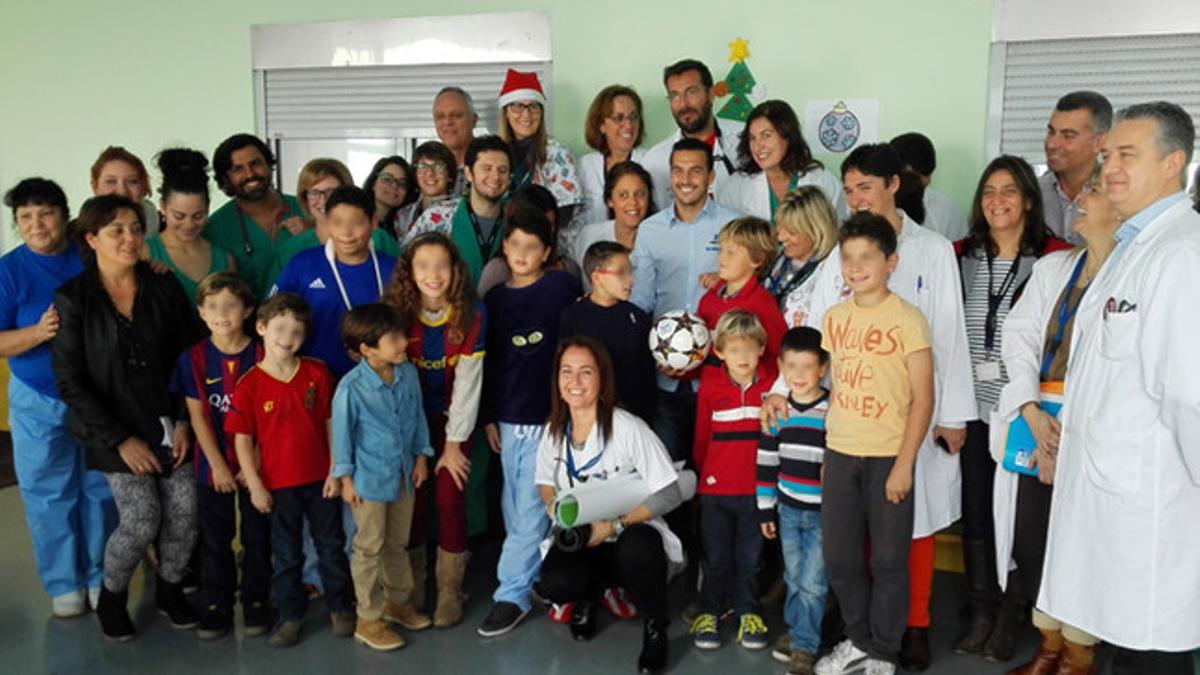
[{"xmin": 999, "ymin": 33, "xmax": 1200, "ymax": 163}]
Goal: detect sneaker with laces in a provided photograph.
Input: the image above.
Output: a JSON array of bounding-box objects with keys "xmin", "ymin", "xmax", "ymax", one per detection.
[
  {"xmin": 815, "ymin": 639, "xmax": 868, "ymax": 675},
  {"xmin": 789, "ymin": 649, "xmax": 817, "ymax": 675},
  {"xmin": 268, "ymin": 620, "xmax": 302, "ymax": 647},
  {"xmin": 243, "ymin": 601, "xmax": 272, "ymax": 637},
  {"xmin": 773, "ymin": 634, "xmax": 793, "ymax": 663},
  {"xmin": 863, "ymin": 658, "xmax": 895, "ymax": 675},
  {"xmin": 601, "ymin": 587, "xmax": 639, "ymax": 619},
  {"xmin": 477, "ymin": 601, "xmax": 529, "ymax": 638},
  {"xmin": 354, "ymin": 617, "xmax": 405, "ymax": 651},
  {"xmin": 196, "ymin": 604, "xmax": 232, "ymax": 640},
  {"xmin": 689, "ymin": 613, "xmax": 720, "ymax": 650},
  {"xmin": 737, "ymin": 613, "xmax": 769, "ymax": 650},
  {"xmin": 548, "ymin": 602, "xmax": 574, "ymax": 624}
]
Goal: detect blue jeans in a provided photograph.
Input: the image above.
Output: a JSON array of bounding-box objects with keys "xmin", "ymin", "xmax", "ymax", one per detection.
[
  {"xmin": 9, "ymin": 376, "xmax": 115, "ymax": 597},
  {"xmin": 271, "ymin": 482, "xmax": 353, "ymax": 621},
  {"xmin": 779, "ymin": 504, "xmax": 827, "ymax": 653},
  {"xmin": 493, "ymin": 423, "xmax": 548, "ymax": 611}
]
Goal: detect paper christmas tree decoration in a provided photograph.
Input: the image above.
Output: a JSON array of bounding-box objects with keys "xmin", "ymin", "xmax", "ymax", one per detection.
[{"xmin": 715, "ymin": 38, "xmax": 764, "ymax": 122}]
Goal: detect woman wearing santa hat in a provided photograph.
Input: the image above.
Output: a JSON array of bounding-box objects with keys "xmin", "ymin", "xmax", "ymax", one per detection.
[{"xmin": 496, "ymin": 69, "xmax": 584, "ymax": 237}]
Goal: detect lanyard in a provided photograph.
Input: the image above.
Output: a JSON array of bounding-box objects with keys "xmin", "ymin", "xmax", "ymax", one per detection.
[
  {"xmin": 465, "ymin": 200, "xmax": 500, "ymax": 261},
  {"xmin": 1040, "ymin": 252, "xmax": 1089, "ymax": 378},
  {"xmin": 323, "ymin": 240, "xmax": 383, "ymax": 312},
  {"xmin": 235, "ymin": 197, "xmax": 295, "ymax": 258},
  {"xmin": 767, "ymin": 255, "xmax": 819, "ymax": 304},
  {"xmin": 563, "ymin": 420, "xmax": 604, "ymax": 488},
  {"xmin": 983, "ymin": 254, "xmax": 1021, "ymax": 353},
  {"xmin": 712, "ymin": 124, "xmax": 735, "ymax": 175}
]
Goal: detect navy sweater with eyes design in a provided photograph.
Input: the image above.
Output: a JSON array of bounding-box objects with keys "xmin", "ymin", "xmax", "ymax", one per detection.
[{"xmin": 482, "ymin": 270, "xmax": 581, "ymax": 425}]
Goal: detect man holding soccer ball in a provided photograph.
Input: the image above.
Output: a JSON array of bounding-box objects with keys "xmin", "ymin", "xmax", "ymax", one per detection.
[{"xmin": 632, "ymin": 138, "xmax": 745, "ymax": 462}]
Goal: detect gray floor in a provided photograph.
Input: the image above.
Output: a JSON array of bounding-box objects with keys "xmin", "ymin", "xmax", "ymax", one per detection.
[{"xmin": 0, "ymin": 485, "xmax": 1182, "ymax": 674}]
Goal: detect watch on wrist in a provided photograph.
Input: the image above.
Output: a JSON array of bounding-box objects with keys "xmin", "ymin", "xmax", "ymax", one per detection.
[{"xmin": 610, "ymin": 517, "xmax": 626, "ymax": 537}]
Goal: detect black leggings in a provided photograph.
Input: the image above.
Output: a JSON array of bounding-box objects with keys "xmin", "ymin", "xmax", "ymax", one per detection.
[
  {"xmin": 1010, "ymin": 473, "xmax": 1053, "ymax": 604},
  {"xmin": 538, "ymin": 523, "xmax": 668, "ymax": 623}
]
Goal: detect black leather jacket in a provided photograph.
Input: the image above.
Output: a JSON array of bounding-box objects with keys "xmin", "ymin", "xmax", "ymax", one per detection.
[{"xmin": 51, "ymin": 262, "xmax": 204, "ymax": 473}]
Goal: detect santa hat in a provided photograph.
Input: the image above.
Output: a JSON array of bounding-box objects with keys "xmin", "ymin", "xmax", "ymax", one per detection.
[{"xmin": 497, "ymin": 69, "xmax": 546, "ymax": 108}]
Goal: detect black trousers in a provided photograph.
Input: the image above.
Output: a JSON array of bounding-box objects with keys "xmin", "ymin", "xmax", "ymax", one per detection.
[
  {"xmin": 538, "ymin": 523, "xmax": 669, "ymax": 624},
  {"xmin": 960, "ymin": 420, "xmax": 996, "ymax": 542},
  {"xmin": 197, "ymin": 484, "xmax": 272, "ymax": 610},
  {"xmin": 1010, "ymin": 473, "xmax": 1053, "ymax": 605},
  {"xmin": 1111, "ymin": 647, "xmax": 1195, "ymax": 675}
]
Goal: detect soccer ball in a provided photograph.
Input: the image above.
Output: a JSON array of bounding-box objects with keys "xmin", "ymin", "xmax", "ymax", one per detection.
[{"xmin": 649, "ymin": 310, "xmax": 711, "ymax": 372}]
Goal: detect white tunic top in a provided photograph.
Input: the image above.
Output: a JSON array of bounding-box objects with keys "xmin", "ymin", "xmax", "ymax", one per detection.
[
  {"xmin": 715, "ymin": 168, "xmax": 848, "ymax": 221},
  {"xmin": 535, "ymin": 408, "xmax": 685, "ymax": 566}
]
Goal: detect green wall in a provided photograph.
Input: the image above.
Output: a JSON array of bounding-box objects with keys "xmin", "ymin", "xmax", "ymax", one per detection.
[{"xmin": 0, "ymin": 0, "xmax": 992, "ymax": 249}]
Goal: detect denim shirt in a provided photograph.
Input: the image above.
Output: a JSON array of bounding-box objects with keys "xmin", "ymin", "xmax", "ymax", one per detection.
[{"xmin": 331, "ymin": 358, "xmax": 433, "ymax": 502}]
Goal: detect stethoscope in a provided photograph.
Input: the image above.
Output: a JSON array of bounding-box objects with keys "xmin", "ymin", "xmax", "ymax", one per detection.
[{"xmin": 323, "ymin": 239, "xmax": 383, "ymax": 311}]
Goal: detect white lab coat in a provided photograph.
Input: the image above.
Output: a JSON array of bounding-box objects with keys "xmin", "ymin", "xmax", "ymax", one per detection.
[
  {"xmin": 988, "ymin": 249, "xmax": 1083, "ymax": 590},
  {"xmin": 1039, "ymin": 199, "xmax": 1200, "ymax": 651},
  {"xmin": 642, "ymin": 117, "xmax": 744, "ymax": 212},
  {"xmin": 714, "ymin": 168, "xmax": 849, "ymax": 221},
  {"xmin": 577, "ymin": 148, "xmax": 648, "ymax": 226},
  {"xmin": 801, "ymin": 212, "xmax": 976, "ymax": 537}
]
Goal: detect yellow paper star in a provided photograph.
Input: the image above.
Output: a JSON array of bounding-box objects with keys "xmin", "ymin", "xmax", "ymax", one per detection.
[{"xmin": 728, "ymin": 38, "xmax": 750, "ymax": 62}]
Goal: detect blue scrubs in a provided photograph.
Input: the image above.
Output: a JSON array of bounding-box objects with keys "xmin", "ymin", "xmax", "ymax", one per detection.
[{"xmin": 0, "ymin": 242, "xmax": 116, "ymax": 597}]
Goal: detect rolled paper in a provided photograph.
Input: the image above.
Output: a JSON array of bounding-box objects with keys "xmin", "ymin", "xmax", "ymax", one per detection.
[{"xmin": 554, "ymin": 464, "xmax": 697, "ymax": 528}]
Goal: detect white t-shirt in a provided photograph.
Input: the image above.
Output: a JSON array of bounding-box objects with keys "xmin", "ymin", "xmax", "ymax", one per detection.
[{"xmin": 535, "ymin": 408, "xmax": 684, "ymax": 565}]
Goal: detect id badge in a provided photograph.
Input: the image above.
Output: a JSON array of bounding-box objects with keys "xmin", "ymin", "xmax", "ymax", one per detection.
[{"xmin": 975, "ymin": 361, "xmax": 1002, "ymax": 382}]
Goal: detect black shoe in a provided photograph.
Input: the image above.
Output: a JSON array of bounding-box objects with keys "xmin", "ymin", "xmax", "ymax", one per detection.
[
  {"xmin": 637, "ymin": 618, "xmax": 669, "ymax": 673},
  {"xmin": 981, "ymin": 601, "xmax": 1020, "ymax": 662},
  {"xmin": 243, "ymin": 601, "xmax": 272, "ymax": 638},
  {"xmin": 96, "ymin": 586, "xmax": 135, "ymax": 642},
  {"xmin": 181, "ymin": 566, "xmax": 200, "ymax": 595},
  {"xmin": 477, "ymin": 601, "xmax": 529, "ymax": 638},
  {"xmin": 954, "ymin": 606, "xmax": 996, "ymax": 654},
  {"xmin": 155, "ymin": 577, "xmax": 201, "ymax": 629},
  {"xmin": 569, "ymin": 601, "xmax": 597, "ymax": 641},
  {"xmin": 900, "ymin": 626, "xmax": 932, "ymax": 672},
  {"xmin": 197, "ymin": 604, "xmax": 232, "ymax": 640}
]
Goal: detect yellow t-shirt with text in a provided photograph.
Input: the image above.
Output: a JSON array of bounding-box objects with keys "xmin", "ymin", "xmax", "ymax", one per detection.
[{"xmin": 822, "ymin": 292, "xmax": 931, "ymax": 458}]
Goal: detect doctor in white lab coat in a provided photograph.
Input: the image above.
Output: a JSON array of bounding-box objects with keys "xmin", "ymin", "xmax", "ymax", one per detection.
[
  {"xmin": 989, "ymin": 171, "xmax": 1117, "ymax": 674},
  {"xmin": 764, "ymin": 144, "xmax": 975, "ymax": 670},
  {"xmin": 642, "ymin": 59, "xmax": 742, "ymax": 212},
  {"xmin": 1040, "ymin": 102, "xmax": 1200, "ymax": 675},
  {"xmin": 714, "ymin": 100, "xmax": 848, "ymax": 222}
]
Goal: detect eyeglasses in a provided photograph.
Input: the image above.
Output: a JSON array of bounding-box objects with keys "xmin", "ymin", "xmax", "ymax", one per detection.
[
  {"xmin": 306, "ymin": 187, "xmax": 336, "ymax": 202},
  {"xmin": 607, "ymin": 112, "xmax": 641, "ymax": 125},
  {"xmin": 666, "ymin": 86, "xmax": 706, "ymax": 103},
  {"xmin": 507, "ymin": 102, "xmax": 542, "ymax": 116},
  {"xmin": 377, "ymin": 173, "xmax": 408, "ymax": 189},
  {"xmin": 414, "ymin": 162, "xmax": 448, "ymax": 175},
  {"xmin": 594, "ymin": 267, "xmax": 633, "ymax": 279}
]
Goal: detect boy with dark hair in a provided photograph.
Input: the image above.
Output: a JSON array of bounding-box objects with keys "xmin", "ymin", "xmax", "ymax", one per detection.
[
  {"xmin": 757, "ymin": 326, "xmax": 830, "ymax": 675},
  {"xmin": 815, "ymin": 213, "xmax": 934, "ymax": 675},
  {"xmin": 559, "ymin": 240, "xmax": 656, "ymax": 423},
  {"xmin": 226, "ymin": 292, "xmax": 354, "ymax": 648},
  {"xmin": 332, "ymin": 303, "xmax": 433, "ymax": 651},
  {"xmin": 477, "ymin": 206, "xmax": 581, "ymax": 638}
]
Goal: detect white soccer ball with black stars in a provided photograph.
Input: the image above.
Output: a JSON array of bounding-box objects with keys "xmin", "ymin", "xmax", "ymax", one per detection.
[{"xmin": 649, "ymin": 310, "xmax": 711, "ymax": 373}]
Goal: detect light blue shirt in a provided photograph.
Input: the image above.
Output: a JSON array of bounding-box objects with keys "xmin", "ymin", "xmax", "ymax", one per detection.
[
  {"xmin": 1112, "ymin": 192, "xmax": 1190, "ymax": 261},
  {"xmin": 630, "ymin": 197, "xmax": 744, "ymax": 391},
  {"xmin": 331, "ymin": 358, "xmax": 433, "ymax": 502}
]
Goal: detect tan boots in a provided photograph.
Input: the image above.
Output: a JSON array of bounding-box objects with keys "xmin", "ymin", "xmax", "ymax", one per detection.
[{"xmin": 434, "ymin": 548, "xmax": 470, "ymax": 628}]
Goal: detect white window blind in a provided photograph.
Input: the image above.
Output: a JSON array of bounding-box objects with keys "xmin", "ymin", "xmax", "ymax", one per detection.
[
  {"xmin": 262, "ymin": 61, "xmax": 553, "ymax": 141},
  {"xmin": 996, "ymin": 32, "xmax": 1200, "ymax": 163}
]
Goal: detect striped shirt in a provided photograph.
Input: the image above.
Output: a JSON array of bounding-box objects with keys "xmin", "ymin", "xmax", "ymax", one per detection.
[
  {"xmin": 963, "ymin": 257, "xmax": 1016, "ymax": 418},
  {"xmin": 756, "ymin": 392, "xmax": 828, "ymax": 518},
  {"xmin": 693, "ymin": 364, "xmax": 776, "ymax": 496}
]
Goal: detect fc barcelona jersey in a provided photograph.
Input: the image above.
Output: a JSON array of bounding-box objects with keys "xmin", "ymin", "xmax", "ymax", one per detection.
[{"xmin": 171, "ymin": 339, "xmax": 261, "ymax": 486}]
